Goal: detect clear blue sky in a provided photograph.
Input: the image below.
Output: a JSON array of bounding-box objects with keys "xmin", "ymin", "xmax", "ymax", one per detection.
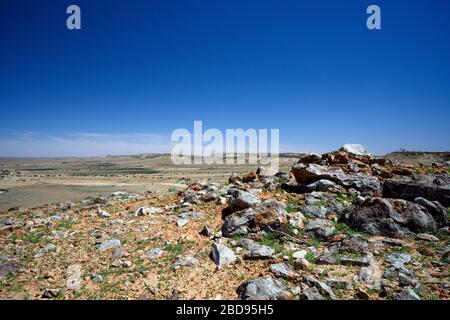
[{"xmin": 0, "ymin": 0, "xmax": 449, "ymax": 156}]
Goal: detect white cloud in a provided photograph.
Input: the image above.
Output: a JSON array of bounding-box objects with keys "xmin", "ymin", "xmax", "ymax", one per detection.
[
  {"xmin": 0, "ymin": 132, "xmax": 173, "ymax": 157},
  {"xmin": 0, "ymin": 131, "xmax": 321, "ymax": 158}
]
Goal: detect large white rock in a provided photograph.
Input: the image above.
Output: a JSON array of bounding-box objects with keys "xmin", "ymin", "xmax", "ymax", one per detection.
[
  {"xmin": 66, "ymin": 264, "xmax": 82, "ymax": 290},
  {"xmin": 341, "ymin": 144, "xmax": 371, "ymax": 156}
]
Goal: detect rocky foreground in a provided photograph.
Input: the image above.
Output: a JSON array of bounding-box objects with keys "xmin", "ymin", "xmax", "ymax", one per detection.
[{"xmin": 0, "ymin": 144, "xmax": 449, "ymax": 300}]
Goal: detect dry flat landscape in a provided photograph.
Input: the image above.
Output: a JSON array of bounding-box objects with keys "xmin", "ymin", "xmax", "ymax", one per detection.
[
  {"xmin": 0, "ymin": 154, "xmax": 296, "ymax": 211},
  {"xmin": 0, "ymin": 145, "xmax": 449, "ymax": 300}
]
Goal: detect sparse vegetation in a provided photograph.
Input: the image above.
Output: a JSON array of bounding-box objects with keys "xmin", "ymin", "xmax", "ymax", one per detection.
[{"xmin": 286, "ymin": 200, "xmax": 300, "ymax": 213}]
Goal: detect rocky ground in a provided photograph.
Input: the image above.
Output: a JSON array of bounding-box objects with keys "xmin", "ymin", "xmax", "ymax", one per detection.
[{"xmin": 0, "ymin": 144, "xmax": 449, "ymax": 300}]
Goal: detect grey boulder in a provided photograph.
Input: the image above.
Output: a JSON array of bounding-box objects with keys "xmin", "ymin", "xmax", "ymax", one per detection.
[
  {"xmin": 237, "ymin": 277, "xmax": 286, "ymax": 300},
  {"xmin": 383, "ymin": 174, "xmax": 450, "ymax": 207},
  {"xmin": 237, "ymin": 238, "xmax": 275, "ymax": 259},
  {"xmin": 348, "ymin": 197, "xmax": 436, "ymax": 238},
  {"xmin": 211, "ymin": 243, "xmax": 237, "ymax": 266},
  {"xmin": 304, "ymin": 219, "xmax": 335, "ymax": 241}
]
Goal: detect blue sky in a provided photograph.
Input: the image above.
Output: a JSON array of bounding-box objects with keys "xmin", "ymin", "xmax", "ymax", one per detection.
[{"xmin": 0, "ymin": 0, "xmax": 449, "ymax": 156}]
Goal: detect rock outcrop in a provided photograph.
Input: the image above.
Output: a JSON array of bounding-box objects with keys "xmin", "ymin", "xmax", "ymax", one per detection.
[{"xmin": 348, "ymin": 197, "xmax": 437, "ymax": 238}]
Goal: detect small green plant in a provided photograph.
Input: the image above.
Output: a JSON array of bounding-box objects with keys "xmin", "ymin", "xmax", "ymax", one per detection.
[
  {"xmin": 421, "ymin": 292, "xmax": 440, "ymax": 300},
  {"xmin": 134, "ymin": 257, "xmax": 148, "ymax": 275},
  {"xmin": 309, "ymin": 199, "xmax": 329, "ymax": 207},
  {"xmin": 274, "ymin": 175, "xmax": 288, "ymax": 183},
  {"xmin": 230, "ymin": 234, "xmax": 247, "ymax": 241},
  {"xmin": 305, "ymin": 251, "xmax": 316, "ymax": 263},
  {"xmin": 286, "ymin": 200, "xmax": 300, "ymax": 213},
  {"xmin": 22, "ymin": 230, "xmax": 48, "ymax": 244},
  {"xmin": 307, "ymin": 237, "xmax": 322, "ymax": 247},
  {"xmin": 285, "ymin": 223, "xmax": 298, "ymax": 235},
  {"xmin": 106, "ymin": 206, "xmax": 121, "ymax": 214},
  {"xmin": 258, "ymin": 232, "xmax": 286, "ymax": 254},
  {"xmin": 165, "ymin": 242, "xmax": 185, "ymax": 259},
  {"xmin": 333, "ymin": 222, "xmax": 358, "ymax": 236},
  {"xmin": 57, "ymin": 219, "xmax": 77, "ymax": 231},
  {"xmin": 392, "ymin": 246, "xmax": 413, "ymax": 254}
]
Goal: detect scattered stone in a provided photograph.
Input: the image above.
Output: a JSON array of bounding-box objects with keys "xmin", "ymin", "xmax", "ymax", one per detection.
[
  {"xmin": 242, "ymin": 171, "xmax": 258, "ymax": 182},
  {"xmin": 172, "ymin": 255, "xmax": 199, "ymax": 269},
  {"xmin": 216, "ymin": 197, "xmax": 227, "ymax": 205},
  {"xmin": 98, "ymin": 210, "xmax": 111, "ymax": 218},
  {"xmin": 66, "ymin": 265, "xmax": 82, "ymax": 290},
  {"xmin": 111, "ymin": 248, "xmax": 129, "ymax": 259},
  {"xmin": 0, "ymin": 261, "xmax": 21, "ymax": 277},
  {"xmin": 94, "ymin": 197, "xmax": 107, "ymax": 204},
  {"xmin": 292, "ymin": 250, "xmax": 307, "ymax": 259},
  {"xmin": 358, "ymin": 267, "xmax": 375, "ymax": 283},
  {"xmin": 395, "ymin": 287, "xmax": 421, "ymax": 300},
  {"xmin": 97, "ymin": 239, "xmax": 121, "ymax": 251},
  {"xmin": 269, "ymin": 263, "xmax": 296, "ymax": 279},
  {"xmin": 302, "ymin": 205, "xmax": 328, "ymax": 218},
  {"xmin": 386, "ymin": 253, "xmax": 411, "ymax": 268},
  {"xmin": 371, "ymin": 163, "xmax": 393, "ymax": 178},
  {"xmin": 326, "ymin": 278, "xmax": 353, "ymax": 290},
  {"xmin": 92, "ymin": 274, "xmax": 103, "ymax": 283},
  {"xmin": 44, "ymin": 243, "xmax": 57, "ymax": 253},
  {"xmin": 303, "ymin": 275, "xmax": 336, "ymax": 300},
  {"xmin": 133, "ymin": 206, "xmax": 163, "ymax": 217},
  {"xmin": 200, "ymin": 225, "xmax": 214, "ymax": 237},
  {"xmin": 52, "ymin": 231, "xmax": 69, "ymax": 239},
  {"xmin": 441, "ymin": 245, "xmax": 450, "ymax": 263},
  {"xmin": 382, "ymin": 238, "xmax": 404, "ymax": 247},
  {"xmin": 123, "ymin": 260, "xmax": 132, "ymax": 268},
  {"xmin": 256, "ymin": 166, "xmax": 278, "ymax": 178},
  {"xmin": 297, "ymin": 153, "xmax": 322, "ymax": 164},
  {"xmin": 398, "ymin": 273, "xmax": 419, "ymax": 287},
  {"xmin": 42, "ymin": 288, "xmax": 62, "ymax": 299},
  {"xmin": 356, "ymin": 288, "xmax": 370, "ymax": 300},
  {"xmin": 179, "ymin": 211, "xmax": 203, "ymax": 219},
  {"xmin": 222, "ymin": 200, "xmax": 287, "ymax": 237},
  {"xmin": 340, "ymin": 254, "xmax": 373, "ymax": 267},
  {"xmin": 176, "ymin": 219, "xmax": 189, "ymax": 227},
  {"xmin": 211, "ymin": 243, "xmax": 237, "ymax": 266},
  {"xmin": 416, "ymin": 233, "xmax": 439, "ymax": 242},
  {"xmin": 237, "ymin": 277, "xmax": 286, "ymax": 300},
  {"xmin": 304, "ymin": 219, "xmax": 335, "ymax": 240},
  {"xmin": 111, "ymin": 259, "xmax": 123, "ymax": 267},
  {"xmin": 146, "ymin": 248, "xmax": 163, "ymax": 260},
  {"xmin": 316, "ymin": 252, "xmax": 337, "ymax": 265},
  {"xmin": 305, "ymin": 179, "xmax": 340, "ymax": 192},
  {"xmin": 301, "ymin": 287, "xmax": 324, "ymax": 300},
  {"xmin": 288, "ymin": 212, "xmax": 305, "ymax": 229},
  {"xmin": 328, "ymin": 235, "xmax": 372, "ymax": 253},
  {"xmin": 294, "ymin": 258, "xmax": 311, "ymax": 270},
  {"xmin": 237, "ymin": 239, "xmax": 275, "ymax": 259},
  {"xmin": 180, "ymin": 189, "xmax": 199, "ymax": 205},
  {"xmin": 419, "ymin": 247, "xmax": 435, "ymax": 256},
  {"xmin": 228, "ymin": 173, "xmax": 241, "ymax": 184},
  {"xmin": 222, "ymin": 189, "xmax": 261, "ymax": 218},
  {"xmin": 2, "ymin": 217, "xmax": 17, "ymax": 226},
  {"xmin": 414, "ymin": 197, "xmax": 448, "ymax": 224}
]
